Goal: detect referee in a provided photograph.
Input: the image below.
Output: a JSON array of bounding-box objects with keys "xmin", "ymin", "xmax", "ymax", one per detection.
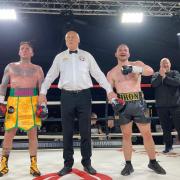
[{"xmin": 39, "ymin": 31, "xmax": 116, "ymax": 176}]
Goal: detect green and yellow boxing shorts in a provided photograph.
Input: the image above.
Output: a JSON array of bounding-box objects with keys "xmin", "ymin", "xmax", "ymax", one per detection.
[{"xmin": 4, "ymin": 88, "xmax": 41, "ymax": 132}]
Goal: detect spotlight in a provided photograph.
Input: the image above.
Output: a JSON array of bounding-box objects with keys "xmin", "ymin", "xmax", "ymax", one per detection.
[
  {"xmin": 0, "ymin": 9, "xmax": 17, "ymax": 20},
  {"xmin": 121, "ymin": 12, "xmax": 143, "ymax": 23},
  {"xmin": 177, "ymin": 33, "xmax": 180, "ymax": 36}
]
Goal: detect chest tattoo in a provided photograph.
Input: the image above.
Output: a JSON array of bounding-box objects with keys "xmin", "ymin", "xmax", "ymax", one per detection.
[{"xmin": 12, "ymin": 67, "xmax": 36, "ymax": 77}]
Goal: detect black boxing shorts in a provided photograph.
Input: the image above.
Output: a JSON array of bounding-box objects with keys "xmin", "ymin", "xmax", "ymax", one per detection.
[{"xmin": 116, "ymin": 92, "xmax": 150, "ymax": 126}]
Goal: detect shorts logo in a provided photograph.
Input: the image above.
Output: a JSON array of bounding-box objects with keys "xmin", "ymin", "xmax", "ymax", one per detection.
[
  {"xmin": 118, "ymin": 92, "xmax": 142, "ymax": 101},
  {"xmin": 33, "ymin": 168, "xmax": 112, "ymax": 180},
  {"xmin": 8, "ymin": 106, "xmax": 15, "ymax": 114}
]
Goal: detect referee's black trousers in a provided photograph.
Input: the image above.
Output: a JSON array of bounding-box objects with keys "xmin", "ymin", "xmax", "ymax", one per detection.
[{"xmin": 61, "ymin": 89, "xmax": 92, "ymax": 167}]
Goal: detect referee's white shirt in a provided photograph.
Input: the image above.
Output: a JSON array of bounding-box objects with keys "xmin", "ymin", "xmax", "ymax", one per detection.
[{"xmin": 40, "ymin": 49, "xmax": 113, "ymax": 95}]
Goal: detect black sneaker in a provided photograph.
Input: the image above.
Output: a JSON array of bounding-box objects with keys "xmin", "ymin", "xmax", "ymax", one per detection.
[
  {"xmin": 57, "ymin": 166, "xmax": 72, "ymax": 176},
  {"xmin": 84, "ymin": 165, "xmax": 97, "ymax": 175},
  {"xmin": 121, "ymin": 164, "xmax": 134, "ymax": 176},
  {"xmin": 163, "ymin": 147, "xmax": 173, "ymax": 153},
  {"xmin": 148, "ymin": 161, "xmax": 166, "ymax": 175}
]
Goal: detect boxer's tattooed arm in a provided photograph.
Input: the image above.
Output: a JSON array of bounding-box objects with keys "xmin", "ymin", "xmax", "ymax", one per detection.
[
  {"xmin": 37, "ymin": 67, "xmax": 44, "ymax": 91},
  {"xmin": 0, "ymin": 65, "xmax": 10, "ymax": 96}
]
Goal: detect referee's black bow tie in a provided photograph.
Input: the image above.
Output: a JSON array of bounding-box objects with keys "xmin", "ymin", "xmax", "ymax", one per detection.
[{"xmin": 69, "ymin": 50, "xmax": 78, "ymax": 54}]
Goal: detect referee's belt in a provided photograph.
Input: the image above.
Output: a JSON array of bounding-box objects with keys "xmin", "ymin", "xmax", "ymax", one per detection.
[
  {"xmin": 117, "ymin": 92, "xmax": 143, "ymax": 102},
  {"xmin": 61, "ymin": 88, "xmax": 90, "ymax": 94}
]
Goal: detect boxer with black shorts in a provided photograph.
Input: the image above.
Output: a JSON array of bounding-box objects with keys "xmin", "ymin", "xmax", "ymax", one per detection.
[{"xmin": 107, "ymin": 44, "xmax": 166, "ymax": 176}]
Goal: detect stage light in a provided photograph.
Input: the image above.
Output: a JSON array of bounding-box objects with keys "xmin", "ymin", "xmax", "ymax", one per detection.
[
  {"xmin": 177, "ymin": 33, "xmax": 180, "ymax": 36},
  {"xmin": 121, "ymin": 12, "xmax": 143, "ymax": 23},
  {"xmin": 0, "ymin": 9, "xmax": 17, "ymax": 20}
]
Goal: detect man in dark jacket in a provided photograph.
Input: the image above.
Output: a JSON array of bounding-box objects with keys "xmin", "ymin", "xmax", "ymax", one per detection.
[{"xmin": 151, "ymin": 58, "xmax": 180, "ymax": 153}]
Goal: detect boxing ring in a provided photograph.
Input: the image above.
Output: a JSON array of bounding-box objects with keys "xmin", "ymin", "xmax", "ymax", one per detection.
[{"xmin": 0, "ymin": 84, "xmax": 180, "ymax": 180}]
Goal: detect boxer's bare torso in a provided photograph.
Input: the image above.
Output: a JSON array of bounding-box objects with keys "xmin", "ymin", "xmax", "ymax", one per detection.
[
  {"xmin": 107, "ymin": 44, "xmax": 153, "ymax": 94},
  {"xmin": 107, "ymin": 61, "xmax": 143, "ymax": 93},
  {"xmin": 0, "ymin": 61, "xmax": 44, "ymax": 95}
]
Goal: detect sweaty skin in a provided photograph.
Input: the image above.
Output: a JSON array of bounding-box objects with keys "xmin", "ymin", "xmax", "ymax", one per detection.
[
  {"xmin": 107, "ymin": 45, "xmax": 154, "ymax": 93},
  {"xmin": 0, "ymin": 61, "xmax": 44, "ymax": 95}
]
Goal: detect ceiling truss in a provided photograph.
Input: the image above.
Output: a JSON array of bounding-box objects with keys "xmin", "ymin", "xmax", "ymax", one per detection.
[{"xmin": 0, "ymin": 0, "xmax": 180, "ymax": 16}]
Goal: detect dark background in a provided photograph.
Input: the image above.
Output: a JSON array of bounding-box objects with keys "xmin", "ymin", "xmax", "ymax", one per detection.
[{"xmin": 0, "ymin": 14, "xmax": 179, "ymax": 73}]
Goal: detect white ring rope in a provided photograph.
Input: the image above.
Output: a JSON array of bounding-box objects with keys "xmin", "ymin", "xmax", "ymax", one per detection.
[
  {"xmin": 47, "ymin": 100, "xmax": 155, "ymax": 105},
  {"xmin": 4, "ymin": 100, "xmax": 156, "ymax": 105}
]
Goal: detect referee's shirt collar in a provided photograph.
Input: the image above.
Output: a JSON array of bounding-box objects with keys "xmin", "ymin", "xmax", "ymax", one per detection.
[{"xmin": 68, "ymin": 48, "xmax": 79, "ymax": 54}]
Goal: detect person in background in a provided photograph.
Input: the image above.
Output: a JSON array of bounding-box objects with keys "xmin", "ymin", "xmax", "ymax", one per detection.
[
  {"xmin": 91, "ymin": 112, "xmax": 103, "ymax": 134},
  {"xmin": 151, "ymin": 58, "xmax": 180, "ymax": 153}
]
